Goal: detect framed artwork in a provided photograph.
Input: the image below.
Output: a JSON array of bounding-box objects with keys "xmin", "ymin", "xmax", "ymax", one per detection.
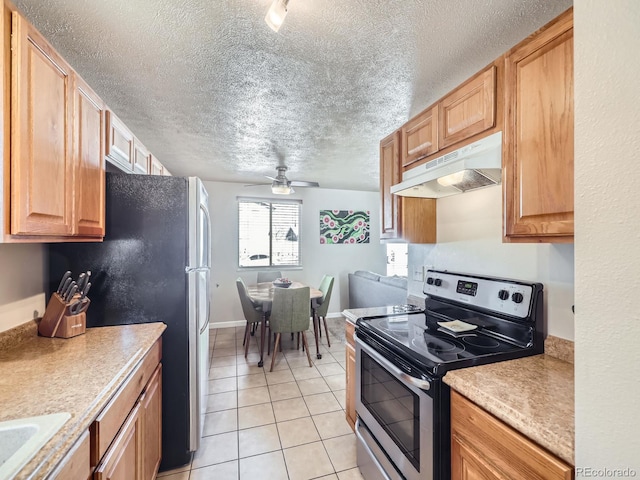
[{"xmin": 320, "ymin": 210, "xmax": 370, "ymax": 244}]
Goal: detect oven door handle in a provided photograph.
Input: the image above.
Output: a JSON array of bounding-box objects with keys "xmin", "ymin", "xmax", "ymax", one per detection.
[{"xmin": 357, "ymin": 337, "xmax": 431, "ymax": 391}]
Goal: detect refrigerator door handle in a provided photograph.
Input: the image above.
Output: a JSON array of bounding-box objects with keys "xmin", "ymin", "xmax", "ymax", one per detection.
[{"xmin": 185, "ymin": 266, "xmax": 210, "ymax": 273}]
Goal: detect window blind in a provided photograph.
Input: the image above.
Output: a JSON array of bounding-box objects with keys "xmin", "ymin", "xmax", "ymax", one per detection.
[{"xmin": 238, "ymin": 199, "xmax": 301, "ymax": 267}]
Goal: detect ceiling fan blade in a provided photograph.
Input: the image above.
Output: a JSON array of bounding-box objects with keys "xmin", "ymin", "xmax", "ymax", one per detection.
[
  {"xmin": 265, "ymin": 175, "xmax": 278, "ymax": 181},
  {"xmin": 244, "ymin": 182, "xmax": 271, "ymax": 187},
  {"xmin": 290, "ymin": 180, "xmax": 319, "ymax": 187}
]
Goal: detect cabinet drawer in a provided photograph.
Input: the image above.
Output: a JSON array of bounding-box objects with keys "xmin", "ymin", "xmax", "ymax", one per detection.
[
  {"xmin": 49, "ymin": 430, "xmax": 90, "ymax": 480},
  {"xmin": 94, "ymin": 403, "xmax": 142, "ymax": 480},
  {"xmin": 91, "ymin": 339, "xmax": 161, "ymax": 467}
]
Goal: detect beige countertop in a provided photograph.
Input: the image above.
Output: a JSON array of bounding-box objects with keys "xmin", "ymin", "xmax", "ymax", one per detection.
[
  {"xmin": 444, "ymin": 354, "xmax": 575, "ymax": 465},
  {"xmin": 0, "ymin": 321, "xmax": 166, "ymax": 480}
]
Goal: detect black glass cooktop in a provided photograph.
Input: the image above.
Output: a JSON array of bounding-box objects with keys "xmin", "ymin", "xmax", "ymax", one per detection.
[{"xmin": 357, "ymin": 312, "xmax": 536, "ymax": 376}]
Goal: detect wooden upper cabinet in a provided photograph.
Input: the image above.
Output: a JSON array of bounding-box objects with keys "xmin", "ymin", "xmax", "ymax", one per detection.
[
  {"xmin": 106, "ymin": 110, "xmax": 134, "ymax": 172},
  {"xmin": 439, "ymin": 65, "xmax": 496, "ymax": 149},
  {"xmin": 149, "ymin": 154, "xmax": 163, "ymax": 176},
  {"xmin": 402, "ymin": 197, "xmax": 436, "ymax": 244},
  {"xmin": 401, "ymin": 106, "xmax": 438, "ymax": 167},
  {"xmin": 10, "ymin": 12, "xmax": 74, "ymax": 236},
  {"xmin": 504, "ymin": 9, "xmax": 574, "ymax": 242},
  {"xmin": 133, "ymin": 139, "xmax": 150, "ymax": 175},
  {"xmin": 74, "ymin": 76, "xmax": 105, "ymax": 237},
  {"xmin": 380, "ymin": 131, "xmax": 401, "ymax": 239}
]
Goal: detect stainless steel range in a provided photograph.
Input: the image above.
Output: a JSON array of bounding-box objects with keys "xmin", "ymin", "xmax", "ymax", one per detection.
[{"xmin": 354, "ymin": 270, "xmax": 543, "ymax": 480}]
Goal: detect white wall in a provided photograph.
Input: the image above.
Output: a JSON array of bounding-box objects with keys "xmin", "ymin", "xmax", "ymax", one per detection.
[
  {"xmin": 407, "ymin": 185, "xmax": 575, "ymax": 340},
  {"xmin": 575, "ymin": 1, "xmax": 640, "ymax": 475},
  {"xmin": 203, "ymin": 181, "xmax": 386, "ymax": 325},
  {"xmin": 0, "ymin": 244, "xmax": 46, "ymax": 332}
]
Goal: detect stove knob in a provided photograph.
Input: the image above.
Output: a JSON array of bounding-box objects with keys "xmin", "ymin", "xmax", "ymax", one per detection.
[
  {"xmin": 512, "ymin": 292, "xmax": 524, "ymax": 303},
  {"xmin": 434, "ymin": 278, "xmax": 442, "ymax": 287},
  {"xmin": 498, "ymin": 289, "xmax": 509, "ymax": 301},
  {"xmin": 426, "ymin": 277, "xmax": 434, "ymax": 285}
]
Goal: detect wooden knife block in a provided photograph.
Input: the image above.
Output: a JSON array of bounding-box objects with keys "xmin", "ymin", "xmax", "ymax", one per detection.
[{"xmin": 38, "ymin": 293, "xmax": 88, "ymax": 339}]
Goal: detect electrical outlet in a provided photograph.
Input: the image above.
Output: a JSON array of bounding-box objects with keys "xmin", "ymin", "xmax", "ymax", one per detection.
[{"xmin": 412, "ymin": 265, "xmax": 424, "ymax": 282}]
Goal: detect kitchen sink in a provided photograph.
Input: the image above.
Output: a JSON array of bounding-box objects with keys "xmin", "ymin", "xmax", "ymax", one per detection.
[{"xmin": 0, "ymin": 412, "xmax": 71, "ymax": 480}]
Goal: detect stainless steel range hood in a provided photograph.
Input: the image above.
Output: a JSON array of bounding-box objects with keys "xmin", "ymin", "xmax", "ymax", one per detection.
[{"xmin": 390, "ymin": 131, "xmax": 502, "ymax": 198}]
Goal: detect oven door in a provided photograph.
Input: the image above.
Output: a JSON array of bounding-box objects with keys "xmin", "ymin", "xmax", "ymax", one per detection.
[{"xmin": 356, "ymin": 335, "xmax": 434, "ymax": 480}]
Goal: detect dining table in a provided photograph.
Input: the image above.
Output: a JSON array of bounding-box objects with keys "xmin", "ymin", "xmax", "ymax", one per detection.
[{"xmin": 246, "ymin": 281, "xmax": 324, "ymax": 367}]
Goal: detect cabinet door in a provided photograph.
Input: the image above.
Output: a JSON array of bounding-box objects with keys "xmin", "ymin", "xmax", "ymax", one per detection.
[
  {"xmin": 439, "ymin": 66, "xmax": 496, "ymax": 149},
  {"xmin": 401, "ymin": 106, "xmax": 438, "ymax": 167},
  {"xmin": 133, "ymin": 140, "xmax": 150, "ymax": 175},
  {"xmin": 94, "ymin": 404, "xmax": 142, "ymax": 480},
  {"xmin": 345, "ymin": 322, "xmax": 356, "ymax": 431},
  {"xmin": 504, "ymin": 10, "xmax": 573, "ymax": 241},
  {"xmin": 141, "ymin": 365, "xmax": 162, "ymax": 480},
  {"xmin": 452, "ymin": 434, "xmax": 507, "ymax": 480},
  {"xmin": 10, "ymin": 12, "xmax": 74, "ymax": 236},
  {"xmin": 75, "ymin": 76, "xmax": 105, "ymax": 237},
  {"xmin": 105, "ymin": 110, "xmax": 134, "ymax": 172},
  {"xmin": 380, "ymin": 131, "xmax": 401, "ymax": 239},
  {"xmin": 149, "ymin": 155, "xmax": 163, "ymax": 176},
  {"xmin": 402, "ymin": 197, "xmax": 436, "ymax": 244}
]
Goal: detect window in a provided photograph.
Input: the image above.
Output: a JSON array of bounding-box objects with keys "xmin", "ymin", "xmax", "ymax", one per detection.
[
  {"xmin": 238, "ymin": 198, "xmax": 301, "ymax": 267},
  {"xmin": 386, "ymin": 243, "xmax": 408, "ymax": 277}
]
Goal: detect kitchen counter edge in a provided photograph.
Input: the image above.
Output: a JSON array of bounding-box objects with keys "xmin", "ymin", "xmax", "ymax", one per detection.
[{"xmin": 0, "ymin": 322, "xmax": 166, "ymax": 480}]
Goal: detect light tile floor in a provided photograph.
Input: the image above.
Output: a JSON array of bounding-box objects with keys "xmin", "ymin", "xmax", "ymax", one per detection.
[{"xmin": 158, "ymin": 324, "xmax": 364, "ymax": 480}]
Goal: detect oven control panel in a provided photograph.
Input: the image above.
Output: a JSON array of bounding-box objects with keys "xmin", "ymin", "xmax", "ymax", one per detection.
[{"xmin": 424, "ymin": 270, "xmax": 533, "ymax": 318}]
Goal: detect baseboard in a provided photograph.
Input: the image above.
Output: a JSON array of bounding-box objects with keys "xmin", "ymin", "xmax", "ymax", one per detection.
[
  {"xmin": 210, "ymin": 320, "xmax": 246, "ymax": 330},
  {"xmin": 210, "ymin": 314, "xmax": 343, "ymax": 331}
]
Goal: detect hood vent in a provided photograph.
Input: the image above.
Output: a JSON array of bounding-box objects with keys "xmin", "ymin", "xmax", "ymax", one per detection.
[{"xmin": 390, "ymin": 131, "xmax": 502, "ymax": 198}]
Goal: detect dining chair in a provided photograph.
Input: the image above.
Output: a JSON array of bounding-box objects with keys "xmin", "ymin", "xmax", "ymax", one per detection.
[
  {"xmin": 236, "ymin": 278, "xmax": 264, "ymax": 358},
  {"xmin": 257, "ymin": 271, "xmax": 282, "ymax": 283},
  {"xmin": 313, "ymin": 275, "xmax": 335, "ymax": 347},
  {"xmin": 268, "ymin": 287, "xmax": 312, "ymax": 371}
]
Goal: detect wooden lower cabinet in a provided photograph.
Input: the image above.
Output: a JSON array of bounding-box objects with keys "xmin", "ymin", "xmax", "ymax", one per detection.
[
  {"xmin": 49, "ymin": 431, "xmax": 91, "ymax": 480},
  {"xmin": 141, "ymin": 365, "xmax": 162, "ymax": 480},
  {"xmin": 345, "ymin": 320, "xmax": 356, "ymax": 431},
  {"xmin": 94, "ymin": 404, "xmax": 142, "ymax": 480},
  {"xmin": 87, "ymin": 340, "xmax": 162, "ymax": 480},
  {"xmin": 451, "ymin": 390, "xmax": 573, "ymax": 480}
]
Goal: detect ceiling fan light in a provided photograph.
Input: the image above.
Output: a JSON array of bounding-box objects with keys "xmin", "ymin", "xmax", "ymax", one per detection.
[
  {"xmin": 271, "ymin": 184, "xmax": 292, "ymax": 195},
  {"xmin": 265, "ymin": 0, "xmax": 289, "ymax": 32}
]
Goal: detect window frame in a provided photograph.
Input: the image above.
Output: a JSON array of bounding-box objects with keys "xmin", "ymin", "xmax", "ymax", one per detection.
[{"xmin": 237, "ymin": 196, "xmax": 303, "ymax": 270}]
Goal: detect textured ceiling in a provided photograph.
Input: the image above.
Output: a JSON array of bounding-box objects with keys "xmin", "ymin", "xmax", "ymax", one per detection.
[{"xmin": 13, "ymin": 0, "xmax": 572, "ymax": 191}]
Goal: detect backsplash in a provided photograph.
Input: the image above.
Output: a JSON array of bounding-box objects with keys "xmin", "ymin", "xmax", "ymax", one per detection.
[
  {"xmin": 408, "ymin": 186, "xmax": 575, "ymax": 340},
  {"xmin": 0, "ymin": 244, "xmax": 46, "ymax": 333}
]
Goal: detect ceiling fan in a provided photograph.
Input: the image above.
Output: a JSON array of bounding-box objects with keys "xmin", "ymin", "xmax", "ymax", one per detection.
[{"xmin": 246, "ymin": 166, "xmax": 320, "ymax": 194}]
